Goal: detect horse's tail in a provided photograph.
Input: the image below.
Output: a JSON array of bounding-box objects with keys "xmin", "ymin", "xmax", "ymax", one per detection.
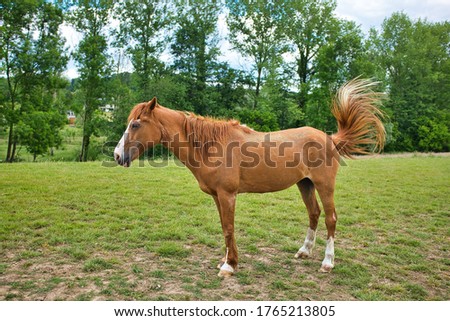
[{"xmin": 331, "ymin": 78, "xmax": 386, "ymax": 159}]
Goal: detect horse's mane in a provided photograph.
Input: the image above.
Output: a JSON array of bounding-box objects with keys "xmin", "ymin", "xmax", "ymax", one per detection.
[
  {"xmin": 183, "ymin": 112, "xmax": 252, "ymax": 150},
  {"xmin": 128, "ymin": 102, "xmax": 148, "ymax": 122},
  {"xmin": 127, "ymin": 102, "xmax": 252, "ymax": 154}
]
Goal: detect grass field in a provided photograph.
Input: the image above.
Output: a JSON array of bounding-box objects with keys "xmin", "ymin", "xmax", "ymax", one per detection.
[{"xmin": 0, "ymin": 156, "xmax": 449, "ymax": 301}]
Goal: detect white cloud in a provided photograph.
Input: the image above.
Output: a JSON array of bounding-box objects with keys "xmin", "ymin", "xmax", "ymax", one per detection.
[
  {"xmin": 60, "ymin": 23, "xmax": 82, "ymax": 52},
  {"xmin": 216, "ymin": 11, "xmax": 256, "ymax": 72},
  {"xmin": 60, "ymin": 23, "xmax": 82, "ymax": 79},
  {"xmin": 335, "ymin": 0, "xmax": 450, "ymax": 32},
  {"xmin": 63, "ymin": 66, "xmax": 79, "ymax": 80}
]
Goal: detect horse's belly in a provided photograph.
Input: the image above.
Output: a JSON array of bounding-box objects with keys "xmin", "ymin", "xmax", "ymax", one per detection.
[{"xmin": 238, "ymin": 167, "xmax": 304, "ymax": 193}]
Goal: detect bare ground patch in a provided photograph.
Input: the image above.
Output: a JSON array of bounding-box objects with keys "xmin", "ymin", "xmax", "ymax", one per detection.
[{"xmin": 2, "ymin": 244, "xmax": 360, "ymax": 301}]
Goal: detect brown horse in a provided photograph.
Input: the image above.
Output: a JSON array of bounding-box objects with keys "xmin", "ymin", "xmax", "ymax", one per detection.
[{"xmin": 114, "ymin": 79, "xmax": 385, "ymax": 277}]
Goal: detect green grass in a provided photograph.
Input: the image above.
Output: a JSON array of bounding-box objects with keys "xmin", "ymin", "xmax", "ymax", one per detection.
[
  {"xmin": 83, "ymin": 258, "xmax": 115, "ymax": 272},
  {"xmin": 0, "ymin": 156, "xmax": 449, "ymax": 300}
]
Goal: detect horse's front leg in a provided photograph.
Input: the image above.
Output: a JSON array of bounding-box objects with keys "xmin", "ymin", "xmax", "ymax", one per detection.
[
  {"xmin": 212, "ymin": 195, "xmax": 226, "ymax": 268},
  {"xmin": 214, "ymin": 191, "xmax": 238, "ymax": 277}
]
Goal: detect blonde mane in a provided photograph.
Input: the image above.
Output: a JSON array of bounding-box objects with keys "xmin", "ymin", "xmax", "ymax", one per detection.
[{"xmin": 127, "ymin": 101, "xmax": 253, "ymax": 154}]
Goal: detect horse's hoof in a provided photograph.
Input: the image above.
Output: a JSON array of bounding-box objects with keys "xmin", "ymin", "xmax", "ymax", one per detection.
[
  {"xmin": 295, "ymin": 251, "xmax": 310, "ymax": 259},
  {"xmin": 218, "ymin": 269, "xmax": 234, "ymax": 278},
  {"xmin": 319, "ymin": 264, "xmax": 333, "ymax": 273}
]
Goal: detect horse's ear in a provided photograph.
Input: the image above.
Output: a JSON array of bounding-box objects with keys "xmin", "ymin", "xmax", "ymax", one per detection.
[{"xmin": 147, "ymin": 97, "xmax": 157, "ymax": 111}]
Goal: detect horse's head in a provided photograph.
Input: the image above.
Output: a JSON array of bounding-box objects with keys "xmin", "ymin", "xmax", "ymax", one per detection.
[{"xmin": 114, "ymin": 97, "xmax": 162, "ymax": 167}]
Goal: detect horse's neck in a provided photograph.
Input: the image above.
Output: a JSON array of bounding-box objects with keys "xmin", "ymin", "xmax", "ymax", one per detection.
[{"xmin": 156, "ymin": 107, "xmax": 197, "ymax": 168}]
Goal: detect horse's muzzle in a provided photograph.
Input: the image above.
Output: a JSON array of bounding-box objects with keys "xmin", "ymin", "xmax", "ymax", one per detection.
[{"xmin": 114, "ymin": 152, "xmax": 131, "ymax": 167}]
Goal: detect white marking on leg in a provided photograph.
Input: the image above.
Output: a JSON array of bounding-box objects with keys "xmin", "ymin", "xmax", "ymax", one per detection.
[
  {"xmin": 219, "ymin": 247, "xmax": 234, "ymax": 274},
  {"xmin": 295, "ymin": 227, "xmax": 316, "ymax": 258},
  {"xmin": 220, "ymin": 262, "xmax": 234, "ymax": 273},
  {"xmin": 320, "ymin": 237, "xmax": 335, "ymax": 272}
]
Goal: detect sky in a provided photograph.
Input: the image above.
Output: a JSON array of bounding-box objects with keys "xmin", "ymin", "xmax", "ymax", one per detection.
[
  {"xmin": 335, "ymin": 0, "xmax": 450, "ymax": 32},
  {"xmin": 62, "ymin": 0, "xmax": 450, "ymax": 79}
]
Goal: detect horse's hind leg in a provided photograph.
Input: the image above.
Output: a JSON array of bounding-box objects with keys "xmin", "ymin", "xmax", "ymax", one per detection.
[
  {"xmin": 295, "ymin": 178, "xmax": 321, "ymax": 259},
  {"xmin": 315, "ymin": 183, "xmax": 337, "ymax": 273}
]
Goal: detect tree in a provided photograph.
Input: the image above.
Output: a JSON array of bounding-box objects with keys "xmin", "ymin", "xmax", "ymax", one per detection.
[
  {"xmin": 1, "ymin": 0, "xmax": 68, "ymax": 161},
  {"xmin": 226, "ymin": 0, "xmax": 286, "ymax": 108},
  {"xmin": 70, "ymin": 0, "xmax": 112, "ymax": 162},
  {"xmin": 305, "ymin": 19, "xmax": 367, "ymax": 131},
  {"xmin": 283, "ymin": 0, "xmax": 337, "ymax": 110},
  {"xmin": 259, "ymin": 63, "xmax": 304, "ymax": 130},
  {"xmin": 374, "ymin": 13, "xmax": 450, "ymax": 151},
  {"xmin": 16, "ymin": 110, "xmax": 65, "ymax": 161},
  {"xmin": 17, "ymin": 2, "xmax": 68, "ymax": 161},
  {"xmin": 114, "ymin": 0, "xmax": 171, "ymax": 101},
  {"xmin": 171, "ymin": 0, "xmax": 221, "ymax": 114},
  {"xmin": 211, "ymin": 62, "xmax": 254, "ymax": 116},
  {"xmin": 1, "ymin": 0, "xmax": 38, "ymax": 161}
]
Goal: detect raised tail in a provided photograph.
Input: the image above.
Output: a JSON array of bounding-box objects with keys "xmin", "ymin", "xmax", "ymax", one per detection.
[{"xmin": 331, "ymin": 78, "xmax": 386, "ymax": 158}]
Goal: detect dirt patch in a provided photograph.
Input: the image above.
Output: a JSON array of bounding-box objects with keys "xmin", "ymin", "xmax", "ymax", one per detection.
[{"xmin": 2, "ymin": 239, "xmax": 447, "ymax": 301}]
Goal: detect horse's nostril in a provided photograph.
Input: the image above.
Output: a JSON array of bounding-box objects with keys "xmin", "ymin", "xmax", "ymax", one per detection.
[
  {"xmin": 114, "ymin": 153, "xmax": 120, "ymax": 162},
  {"xmin": 123, "ymin": 156, "xmax": 131, "ymax": 167}
]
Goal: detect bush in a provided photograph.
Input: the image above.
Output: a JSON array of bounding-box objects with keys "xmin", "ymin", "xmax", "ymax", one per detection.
[
  {"xmin": 237, "ymin": 108, "xmax": 279, "ymax": 132},
  {"xmin": 417, "ymin": 118, "xmax": 449, "ymax": 152}
]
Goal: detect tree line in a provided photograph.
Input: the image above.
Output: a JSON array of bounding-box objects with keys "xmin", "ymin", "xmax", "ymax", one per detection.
[{"xmin": 1, "ymin": 0, "xmax": 449, "ymax": 162}]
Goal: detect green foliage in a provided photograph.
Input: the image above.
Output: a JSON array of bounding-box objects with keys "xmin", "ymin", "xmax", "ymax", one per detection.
[
  {"xmin": 0, "ymin": 0, "xmax": 68, "ymax": 161},
  {"xmin": 105, "ymin": 73, "xmax": 136, "ymax": 142},
  {"xmin": 1, "ymin": 1, "xmax": 449, "ymax": 158},
  {"xmin": 304, "ymin": 88, "xmax": 335, "ymax": 132},
  {"xmin": 371, "ymin": 13, "xmax": 450, "ymax": 152},
  {"xmin": 282, "ymin": 0, "xmax": 337, "ymax": 107},
  {"xmin": 237, "ymin": 108, "xmax": 279, "ymax": 132},
  {"xmin": 69, "ymin": 1, "xmax": 112, "ymax": 161},
  {"xmin": 171, "ymin": 1, "xmax": 220, "ymax": 78},
  {"xmin": 114, "ymin": 0, "xmax": 171, "ymax": 101},
  {"xmin": 170, "ymin": 0, "xmax": 221, "ymax": 115},
  {"xmin": 211, "ymin": 63, "xmax": 254, "ymax": 115},
  {"xmin": 259, "ymin": 65, "xmax": 304, "ymax": 129},
  {"xmin": 226, "ymin": 0, "xmax": 286, "ymax": 107},
  {"xmin": 16, "ymin": 111, "xmax": 65, "ymax": 161},
  {"xmin": 417, "ymin": 117, "xmax": 450, "ymax": 152}
]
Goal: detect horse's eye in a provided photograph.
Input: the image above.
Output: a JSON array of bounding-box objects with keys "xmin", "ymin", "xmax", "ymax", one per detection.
[{"xmin": 131, "ymin": 122, "xmax": 140, "ymax": 129}]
